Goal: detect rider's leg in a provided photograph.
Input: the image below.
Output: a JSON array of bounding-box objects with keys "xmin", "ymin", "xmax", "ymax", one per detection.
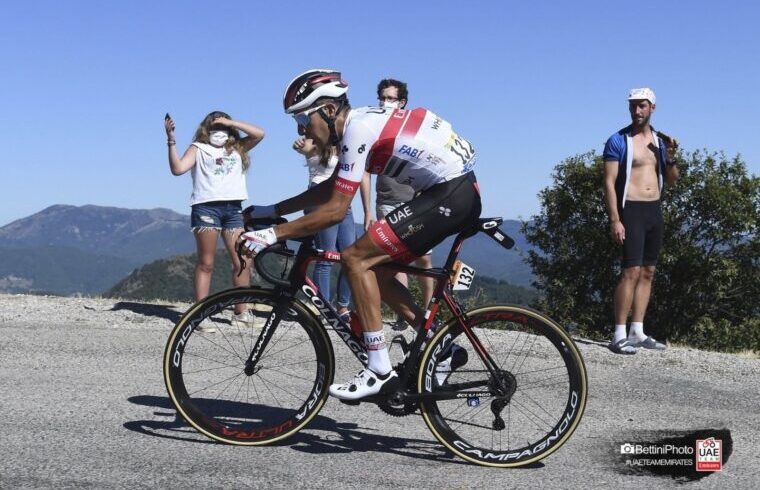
[
  {"xmin": 377, "ymin": 204, "xmax": 409, "ymax": 325},
  {"xmin": 414, "ymin": 253, "xmax": 435, "ymax": 308},
  {"xmin": 335, "ymin": 206, "xmax": 358, "ymax": 316},
  {"xmin": 341, "ymin": 233, "xmax": 397, "ymax": 374},
  {"xmin": 374, "ymin": 267, "xmax": 425, "ymax": 326}
]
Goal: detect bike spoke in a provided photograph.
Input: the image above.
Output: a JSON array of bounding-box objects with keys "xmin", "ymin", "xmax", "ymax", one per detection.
[{"xmin": 419, "ymin": 306, "xmax": 586, "ymax": 466}]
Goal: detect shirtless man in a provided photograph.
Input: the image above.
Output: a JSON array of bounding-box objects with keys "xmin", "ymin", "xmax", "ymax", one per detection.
[{"xmin": 603, "ymin": 88, "xmax": 680, "ymax": 354}]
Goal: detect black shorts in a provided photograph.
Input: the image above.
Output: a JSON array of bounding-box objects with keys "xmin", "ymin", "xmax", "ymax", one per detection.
[
  {"xmin": 369, "ymin": 172, "xmax": 482, "ymax": 262},
  {"xmin": 621, "ymin": 200, "xmax": 663, "ymax": 268}
]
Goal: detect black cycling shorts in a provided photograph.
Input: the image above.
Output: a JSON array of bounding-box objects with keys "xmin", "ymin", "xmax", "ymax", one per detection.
[
  {"xmin": 621, "ymin": 200, "xmax": 663, "ymax": 268},
  {"xmin": 369, "ymin": 172, "xmax": 482, "ymax": 263}
]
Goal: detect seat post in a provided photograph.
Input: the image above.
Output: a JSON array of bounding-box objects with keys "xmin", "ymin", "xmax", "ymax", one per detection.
[{"xmin": 442, "ymin": 231, "xmax": 470, "ymax": 272}]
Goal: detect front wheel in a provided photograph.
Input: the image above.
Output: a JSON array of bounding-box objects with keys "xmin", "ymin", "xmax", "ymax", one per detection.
[
  {"xmin": 417, "ymin": 304, "xmax": 587, "ymax": 467},
  {"xmin": 164, "ymin": 287, "xmax": 334, "ymax": 445}
]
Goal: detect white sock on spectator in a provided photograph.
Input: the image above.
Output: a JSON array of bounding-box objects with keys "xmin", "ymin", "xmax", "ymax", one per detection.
[
  {"xmin": 613, "ymin": 324, "xmax": 627, "ymax": 343},
  {"xmin": 628, "ymin": 322, "xmax": 646, "ymax": 342}
]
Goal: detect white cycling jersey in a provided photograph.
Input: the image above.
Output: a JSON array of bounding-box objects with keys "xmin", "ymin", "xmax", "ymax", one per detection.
[{"xmin": 334, "ymin": 106, "xmax": 476, "ymax": 196}]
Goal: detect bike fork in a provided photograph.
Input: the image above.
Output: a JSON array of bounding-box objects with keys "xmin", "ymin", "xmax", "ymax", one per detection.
[{"xmin": 243, "ymin": 297, "xmax": 292, "ymax": 375}]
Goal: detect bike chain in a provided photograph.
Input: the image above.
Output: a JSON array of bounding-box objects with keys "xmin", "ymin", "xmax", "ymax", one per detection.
[{"xmin": 377, "ymin": 338, "xmax": 420, "ymax": 417}]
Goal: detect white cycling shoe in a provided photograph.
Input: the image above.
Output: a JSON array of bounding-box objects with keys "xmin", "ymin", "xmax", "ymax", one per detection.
[{"xmin": 329, "ymin": 368, "xmax": 398, "ymax": 401}]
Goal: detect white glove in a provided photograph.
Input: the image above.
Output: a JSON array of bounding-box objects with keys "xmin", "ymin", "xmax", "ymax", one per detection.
[
  {"xmin": 240, "ymin": 227, "xmax": 278, "ymax": 255},
  {"xmin": 244, "ymin": 204, "xmax": 279, "ymax": 220}
]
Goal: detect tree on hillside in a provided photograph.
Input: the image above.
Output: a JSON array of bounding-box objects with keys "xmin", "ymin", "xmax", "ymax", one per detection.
[{"xmin": 523, "ymin": 150, "xmax": 759, "ymax": 352}]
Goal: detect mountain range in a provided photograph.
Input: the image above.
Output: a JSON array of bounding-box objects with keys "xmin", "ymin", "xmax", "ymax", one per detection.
[
  {"xmin": 0, "ymin": 205, "xmax": 536, "ymax": 296},
  {"xmin": 0, "ymin": 205, "xmax": 195, "ymax": 295}
]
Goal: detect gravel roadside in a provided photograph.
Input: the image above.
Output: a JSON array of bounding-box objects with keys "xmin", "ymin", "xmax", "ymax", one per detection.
[{"xmin": 1, "ymin": 293, "xmax": 758, "ymax": 488}]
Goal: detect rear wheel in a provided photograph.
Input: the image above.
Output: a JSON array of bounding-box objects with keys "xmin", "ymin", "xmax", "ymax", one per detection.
[
  {"xmin": 164, "ymin": 288, "xmax": 334, "ymax": 445},
  {"xmin": 417, "ymin": 304, "xmax": 587, "ymax": 467}
]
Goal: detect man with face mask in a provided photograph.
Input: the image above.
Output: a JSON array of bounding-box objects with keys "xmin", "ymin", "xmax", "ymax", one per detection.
[
  {"xmin": 603, "ymin": 88, "xmax": 680, "ymax": 354},
  {"xmin": 373, "ymin": 79, "xmax": 435, "ymax": 330},
  {"xmin": 241, "ymin": 69, "xmax": 479, "ymax": 400}
]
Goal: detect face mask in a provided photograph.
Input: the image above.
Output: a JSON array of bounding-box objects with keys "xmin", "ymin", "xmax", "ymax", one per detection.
[
  {"xmin": 209, "ymin": 130, "xmax": 229, "ymax": 147},
  {"xmin": 381, "ymin": 100, "xmax": 400, "ymax": 109}
]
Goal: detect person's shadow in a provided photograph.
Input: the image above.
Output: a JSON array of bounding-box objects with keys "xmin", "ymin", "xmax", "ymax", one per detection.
[
  {"xmin": 110, "ymin": 301, "xmax": 184, "ymax": 324},
  {"xmin": 123, "ymin": 395, "xmax": 544, "ymax": 468}
]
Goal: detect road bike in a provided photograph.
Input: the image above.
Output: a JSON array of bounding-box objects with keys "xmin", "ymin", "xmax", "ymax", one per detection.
[{"xmin": 163, "ymin": 216, "xmax": 588, "ymax": 467}]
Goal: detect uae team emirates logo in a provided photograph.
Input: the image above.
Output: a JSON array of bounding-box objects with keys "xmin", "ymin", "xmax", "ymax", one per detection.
[{"xmin": 695, "ymin": 438, "xmax": 722, "ymax": 472}]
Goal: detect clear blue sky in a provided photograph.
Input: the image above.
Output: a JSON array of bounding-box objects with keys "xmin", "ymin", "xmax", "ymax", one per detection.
[{"xmin": 2, "ymin": 0, "xmax": 758, "ymax": 227}]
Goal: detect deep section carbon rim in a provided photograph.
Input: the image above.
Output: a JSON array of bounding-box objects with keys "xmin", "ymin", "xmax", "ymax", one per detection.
[
  {"xmin": 418, "ymin": 305, "xmax": 587, "ymax": 467},
  {"xmin": 164, "ymin": 288, "xmax": 333, "ymax": 445}
]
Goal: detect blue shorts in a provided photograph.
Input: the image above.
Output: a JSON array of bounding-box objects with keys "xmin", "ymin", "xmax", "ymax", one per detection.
[{"xmin": 190, "ymin": 200, "xmax": 244, "ymax": 232}]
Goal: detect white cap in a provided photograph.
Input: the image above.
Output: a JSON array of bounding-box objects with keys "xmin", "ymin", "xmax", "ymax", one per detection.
[{"xmin": 628, "ymin": 87, "xmax": 656, "ymax": 104}]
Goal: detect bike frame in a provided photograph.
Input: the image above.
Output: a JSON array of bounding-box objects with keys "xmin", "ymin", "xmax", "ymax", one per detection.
[{"xmin": 243, "ymin": 220, "xmax": 513, "ymax": 401}]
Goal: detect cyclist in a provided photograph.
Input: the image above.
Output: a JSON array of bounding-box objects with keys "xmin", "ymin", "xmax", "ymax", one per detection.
[
  {"xmin": 372, "ymin": 78, "xmax": 435, "ymax": 330},
  {"xmin": 241, "ymin": 69, "xmax": 480, "ymax": 400}
]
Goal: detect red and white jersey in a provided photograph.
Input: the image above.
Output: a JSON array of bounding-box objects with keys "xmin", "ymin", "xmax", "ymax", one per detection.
[{"xmin": 334, "ymin": 107, "xmax": 476, "ymax": 196}]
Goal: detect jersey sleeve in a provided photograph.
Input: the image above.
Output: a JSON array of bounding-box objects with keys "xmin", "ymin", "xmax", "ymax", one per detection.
[
  {"xmin": 334, "ymin": 119, "xmax": 375, "ymax": 196},
  {"xmin": 603, "ymin": 134, "xmax": 622, "ymax": 162}
]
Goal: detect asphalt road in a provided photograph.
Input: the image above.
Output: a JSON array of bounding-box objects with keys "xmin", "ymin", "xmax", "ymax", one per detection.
[{"xmin": 1, "ymin": 294, "xmax": 757, "ymax": 488}]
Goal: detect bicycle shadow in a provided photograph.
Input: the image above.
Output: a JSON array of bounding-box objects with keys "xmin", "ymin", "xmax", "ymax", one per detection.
[
  {"xmin": 124, "ymin": 394, "xmax": 543, "ymax": 468},
  {"xmin": 110, "ymin": 301, "xmax": 184, "ymax": 324}
]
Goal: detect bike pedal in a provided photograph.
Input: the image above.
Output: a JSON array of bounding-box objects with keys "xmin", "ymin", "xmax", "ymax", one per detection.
[
  {"xmin": 390, "ymin": 335, "xmax": 410, "ymax": 357},
  {"xmin": 339, "ymin": 399, "xmax": 361, "ymax": 406}
]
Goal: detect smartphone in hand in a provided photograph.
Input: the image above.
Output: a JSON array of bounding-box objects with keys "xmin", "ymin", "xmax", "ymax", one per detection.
[
  {"xmin": 657, "ymin": 130, "xmax": 678, "ymax": 148},
  {"xmin": 165, "ymin": 112, "xmax": 171, "ymax": 121}
]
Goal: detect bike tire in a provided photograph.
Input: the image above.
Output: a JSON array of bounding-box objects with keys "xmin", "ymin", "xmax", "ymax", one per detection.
[
  {"xmin": 164, "ymin": 287, "xmax": 334, "ymax": 445},
  {"xmin": 417, "ymin": 304, "xmax": 587, "ymax": 467}
]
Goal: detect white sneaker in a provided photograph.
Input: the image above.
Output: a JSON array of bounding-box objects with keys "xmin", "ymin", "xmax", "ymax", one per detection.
[
  {"xmin": 328, "ymin": 369, "xmax": 398, "ymax": 400},
  {"xmin": 231, "ymin": 307, "xmax": 269, "ymax": 329},
  {"xmin": 435, "ymin": 344, "xmax": 468, "ymax": 386}
]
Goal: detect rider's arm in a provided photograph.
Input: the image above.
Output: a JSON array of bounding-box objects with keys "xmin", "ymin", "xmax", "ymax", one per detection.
[
  {"xmin": 274, "ymin": 177, "xmax": 334, "ymax": 215},
  {"xmin": 274, "ymin": 120, "xmax": 370, "ymax": 240},
  {"xmin": 274, "ymin": 153, "xmax": 343, "ymax": 215},
  {"xmin": 274, "ymin": 184, "xmax": 353, "ymax": 240},
  {"xmin": 360, "ymin": 171, "xmax": 373, "ymax": 229}
]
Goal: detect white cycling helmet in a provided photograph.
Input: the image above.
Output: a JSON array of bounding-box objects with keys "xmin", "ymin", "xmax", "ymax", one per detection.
[{"xmin": 283, "ymin": 69, "xmax": 348, "ymax": 114}]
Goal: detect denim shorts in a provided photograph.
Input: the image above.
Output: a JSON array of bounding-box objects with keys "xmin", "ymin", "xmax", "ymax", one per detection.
[{"xmin": 190, "ymin": 200, "xmax": 244, "ymax": 232}]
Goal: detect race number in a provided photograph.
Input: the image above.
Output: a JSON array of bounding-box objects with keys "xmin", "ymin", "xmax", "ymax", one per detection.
[{"xmin": 451, "ymin": 260, "xmax": 476, "ymax": 291}]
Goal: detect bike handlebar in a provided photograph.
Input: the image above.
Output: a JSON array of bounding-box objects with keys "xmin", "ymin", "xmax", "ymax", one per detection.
[{"xmin": 236, "ymin": 217, "xmax": 295, "ymax": 287}]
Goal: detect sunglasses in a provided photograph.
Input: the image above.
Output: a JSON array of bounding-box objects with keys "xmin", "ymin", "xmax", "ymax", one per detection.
[{"xmin": 292, "ymin": 104, "xmax": 326, "ymax": 127}]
